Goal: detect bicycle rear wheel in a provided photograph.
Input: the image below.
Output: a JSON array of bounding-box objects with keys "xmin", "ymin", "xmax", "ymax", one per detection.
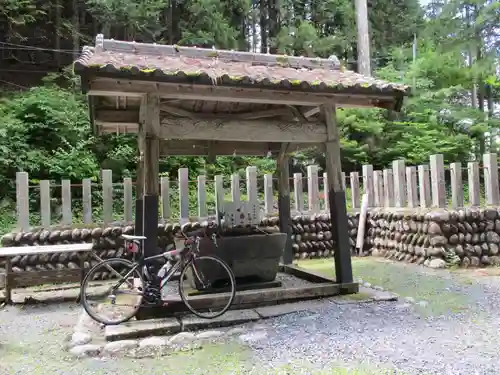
[
  {"xmin": 178, "ymin": 255, "xmax": 236, "ymax": 319},
  {"xmin": 80, "ymin": 258, "xmax": 144, "ymax": 325}
]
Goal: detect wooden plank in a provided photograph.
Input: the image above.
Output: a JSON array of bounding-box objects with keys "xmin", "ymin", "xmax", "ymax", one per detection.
[
  {"xmin": 382, "ymin": 169, "xmax": 394, "ymax": 207},
  {"xmin": 430, "ymin": 154, "xmax": 446, "ymax": 208},
  {"xmin": 61, "ymin": 179, "xmax": 72, "ymax": 225},
  {"xmin": 293, "ymin": 173, "xmax": 304, "ymax": 212},
  {"xmin": 123, "ymin": 177, "xmax": 133, "ymax": 222},
  {"xmin": 214, "ymin": 175, "xmax": 224, "ymax": 225},
  {"xmin": 264, "ymin": 174, "xmax": 273, "ymax": 215},
  {"xmin": 246, "ymin": 166, "xmax": 258, "ymax": 205},
  {"xmin": 16, "ymin": 171, "xmax": 29, "ymax": 231},
  {"xmin": 0, "ymin": 243, "xmax": 93, "ymax": 257},
  {"xmin": 323, "ymin": 172, "xmax": 330, "ymax": 211},
  {"xmin": 39, "ymin": 180, "xmax": 51, "ymax": 228},
  {"xmin": 350, "ymin": 172, "xmax": 360, "ymax": 209},
  {"xmin": 160, "ymin": 116, "xmax": 327, "ymax": 143},
  {"xmin": 483, "ymin": 153, "xmax": 499, "ymax": 206},
  {"xmin": 373, "ymin": 170, "xmax": 383, "ymax": 207},
  {"xmin": 160, "ymin": 176, "xmax": 170, "ymax": 222},
  {"xmin": 82, "ymin": 178, "xmax": 92, "ymax": 224},
  {"xmin": 197, "ymin": 175, "xmax": 207, "ymax": 218},
  {"xmin": 406, "ymin": 166, "xmax": 418, "ymax": 208},
  {"xmin": 467, "ymin": 161, "xmax": 480, "ymax": 206},
  {"xmin": 9, "ymin": 269, "xmax": 85, "ymax": 288},
  {"xmin": 450, "ymin": 162, "xmax": 464, "ymax": 209},
  {"xmin": 178, "ymin": 168, "xmax": 189, "ymax": 223},
  {"xmin": 101, "ymin": 169, "xmax": 113, "ymax": 224},
  {"xmin": 418, "ymin": 165, "xmax": 431, "ymax": 208},
  {"xmin": 307, "ymin": 165, "xmax": 320, "ymax": 213},
  {"xmin": 362, "ymin": 164, "xmax": 374, "ymax": 207},
  {"xmin": 231, "ymin": 173, "xmax": 240, "ymax": 202}
]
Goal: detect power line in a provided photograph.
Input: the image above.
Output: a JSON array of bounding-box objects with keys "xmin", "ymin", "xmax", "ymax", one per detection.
[
  {"xmin": 0, "ymin": 79, "xmax": 29, "ymax": 90},
  {"xmin": 0, "ymin": 41, "xmax": 77, "ymax": 54}
]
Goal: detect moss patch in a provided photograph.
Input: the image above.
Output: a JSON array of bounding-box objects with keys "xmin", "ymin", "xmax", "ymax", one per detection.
[{"xmin": 297, "ymin": 258, "xmax": 471, "ymax": 316}]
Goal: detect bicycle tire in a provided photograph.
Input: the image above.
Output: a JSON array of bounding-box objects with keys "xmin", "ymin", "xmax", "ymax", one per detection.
[
  {"xmin": 178, "ymin": 255, "xmax": 236, "ymax": 319},
  {"xmin": 80, "ymin": 258, "xmax": 144, "ymax": 326}
]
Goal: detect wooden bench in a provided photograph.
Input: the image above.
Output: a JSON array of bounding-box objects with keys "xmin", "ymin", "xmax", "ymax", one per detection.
[{"xmin": 0, "ymin": 243, "xmax": 101, "ymax": 304}]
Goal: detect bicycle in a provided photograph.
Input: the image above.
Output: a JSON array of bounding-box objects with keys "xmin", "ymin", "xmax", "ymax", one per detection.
[{"xmin": 80, "ymin": 224, "xmax": 236, "ymax": 326}]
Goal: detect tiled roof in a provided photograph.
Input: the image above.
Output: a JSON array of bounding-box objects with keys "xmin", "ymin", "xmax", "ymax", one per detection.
[{"xmin": 74, "ymin": 34, "xmax": 410, "ymax": 97}]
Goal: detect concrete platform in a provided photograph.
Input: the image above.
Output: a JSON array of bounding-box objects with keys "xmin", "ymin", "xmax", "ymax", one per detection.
[{"xmin": 105, "ymin": 317, "xmax": 181, "ymax": 341}]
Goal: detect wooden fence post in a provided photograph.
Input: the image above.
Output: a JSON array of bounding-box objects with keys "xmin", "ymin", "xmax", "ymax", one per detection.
[
  {"xmin": 102, "ymin": 169, "xmax": 113, "ymax": 224},
  {"xmin": 467, "ymin": 161, "xmax": 480, "ymax": 206},
  {"xmin": 246, "ymin": 166, "xmax": 258, "ymax": 205},
  {"xmin": 430, "ymin": 154, "xmax": 446, "ymax": 208},
  {"xmin": 450, "ymin": 162, "xmax": 464, "ymax": 209},
  {"xmin": 40, "ymin": 180, "xmax": 51, "ymax": 228},
  {"xmin": 178, "ymin": 168, "xmax": 189, "ymax": 223},
  {"xmin": 373, "ymin": 170, "xmax": 383, "ymax": 207},
  {"xmin": 197, "ymin": 175, "xmax": 207, "ymax": 218},
  {"xmin": 214, "ymin": 175, "xmax": 224, "ymax": 223},
  {"xmin": 483, "ymin": 153, "xmax": 500, "ymax": 206},
  {"xmin": 264, "ymin": 173, "xmax": 273, "ymax": 215},
  {"xmin": 160, "ymin": 176, "xmax": 170, "ymax": 222},
  {"xmin": 350, "ymin": 172, "xmax": 360, "ymax": 209},
  {"xmin": 406, "ymin": 166, "xmax": 418, "ymax": 208},
  {"xmin": 392, "ymin": 159, "xmax": 406, "ymax": 208},
  {"xmin": 324, "ymin": 172, "xmax": 330, "ymax": 211},
  {"xmin": 123, "ymin": 177, "xmax": 133, "ymax": 222},
  {"xmin": 362, "ymin": 164, "xmax": 374, "ymax": 207},
  {"xmin": 61, "ymin": 179, "xmax": 72, "ymax": 225},
  {"xmin": 16, "ymin": 172, "xmax": 29, "ymax": 231},
  {"xmin": 307, "ymin": 165, "xmax": 319, "ymax": 213},
  {"xmin": 417, "ymin": 165, "xmax": 431, "ymax": 208},
  {"xmin": 231, "ymin": 173, "xmax": 240, "ymax": 202},
  {"xmin": 82, "ymin": 178, "xmax": 92, "ymax": 224},
  {"xmin": 293, "ymin": 172, "xmax": 304, "ymax": 212},
  {"xmin": 382, "ymin": 169, "xmax": 394, "ymax": 207}
]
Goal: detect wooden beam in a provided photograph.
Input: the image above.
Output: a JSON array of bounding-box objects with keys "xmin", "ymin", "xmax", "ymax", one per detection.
[
  {"xmin": 141, "ymin": 94, "xmax": 160, "ymax": 258},
  {"xmin": 322, "ymin": 103, "xmax": 353, "ymax": 284},
  {"xmin": 87, "ymin": 79, "xmax": 387, "ymax": 106},
  {"xmin": 277, "ymin": 143, "xmax": 293, "ymax": 265},
  {"xmin": 88, "ymin": 79, "xmax": 397, "ymax": 108},
  {"xmin": 159, "ymin": 116, "xmax": 326, "ymax": 143},
  {"xmin": 160, "ymin": 104, "xmax": 195, "ymax": 118}
]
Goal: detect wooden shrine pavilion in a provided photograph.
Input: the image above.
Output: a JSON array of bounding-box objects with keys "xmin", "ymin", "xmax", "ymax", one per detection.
[{"xmin": 73, "ymin": 34, "xmax": 409, "ymax": 290}]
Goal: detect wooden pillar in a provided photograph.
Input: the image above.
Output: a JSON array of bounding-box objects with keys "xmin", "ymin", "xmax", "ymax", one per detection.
[
  {"xmin": 141, "ymin": 94, "xmax": 161, "ymax": 257},
  {"xmin": 134, "ymin": 122, "xmax": 145, "ymax": 237},
  {"xmin": 277, "ymin": 143, "xmax": 293, "ymax": 265},
  {"xmin": 322, "ymin": 103, "xmax": 353, "ymax": 285}
]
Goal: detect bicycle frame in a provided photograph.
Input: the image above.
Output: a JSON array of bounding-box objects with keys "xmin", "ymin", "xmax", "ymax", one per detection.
[{"xmin": 108, "ymin": 237, "xmax": 201, "ymax": 297}]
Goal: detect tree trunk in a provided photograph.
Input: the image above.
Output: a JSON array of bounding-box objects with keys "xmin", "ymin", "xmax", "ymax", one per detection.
[
  {"xmin": 260, "ymin": 0, "xmax": 268, "ymax": 53},
  {"xmin": 55, "ymin": 0, "xmax": 61, "ymax": 67},
  {"xmin": 268, "ymin": 0, "xmax": 279, "ymax": 54},
  {"xmin": 72, "ymin": 0, "xmax": 80, "ymax": 59}
]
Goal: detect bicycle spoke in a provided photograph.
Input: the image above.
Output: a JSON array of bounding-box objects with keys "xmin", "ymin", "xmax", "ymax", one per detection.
[
  {"xmin": 81, "ymin": 258, "xmax": 144, "ymax": 325},
  {"xmin": 179, "ymin": 255, "xmax": 235, "ymax": 319}
]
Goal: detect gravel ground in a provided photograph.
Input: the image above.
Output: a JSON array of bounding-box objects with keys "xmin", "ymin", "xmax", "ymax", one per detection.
[{"xmin": 2, "ymin": 262, "xmax": 500, "ymax": 375}]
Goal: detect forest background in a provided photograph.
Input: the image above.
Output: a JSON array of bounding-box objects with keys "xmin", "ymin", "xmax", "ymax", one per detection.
[{"xmin": 0, "ymin": 0, "xmax": 498, "ymax": 230}]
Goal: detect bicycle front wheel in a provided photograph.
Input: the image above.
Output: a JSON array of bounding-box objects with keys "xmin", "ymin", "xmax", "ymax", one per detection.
[
  {"xmin": 80, "ymin": 258, "xmax": 144, "ymax": 326},
  {"xmin": 179, "ymin": 255, "xmax": 236, "ymax": 319}
]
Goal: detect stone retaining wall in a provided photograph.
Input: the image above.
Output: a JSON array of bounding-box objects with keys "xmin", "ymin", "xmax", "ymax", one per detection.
[
  {"xmin": 0, "ymin": 214, "xmax": 360, "ymax": 277},
  {"xmin": 366, "ymin": 207, "xmax": 500, "ymax": 268},
  {"xmin": 3, "ymin": 207, "xmax": 500, "ymax": 279}
]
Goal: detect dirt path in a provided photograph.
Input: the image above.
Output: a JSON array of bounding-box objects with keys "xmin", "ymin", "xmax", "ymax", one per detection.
[{"xmin": 2, "ymin": 259, "xmax": 500, "ymax": 374}]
